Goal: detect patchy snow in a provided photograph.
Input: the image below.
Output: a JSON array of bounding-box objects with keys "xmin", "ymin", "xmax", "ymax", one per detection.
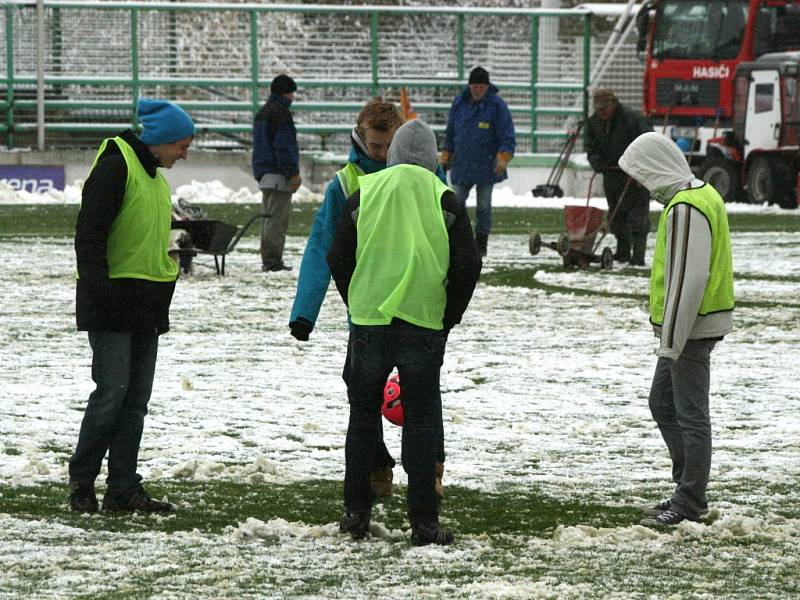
[
  {"xmin": 3, "ymin": 177, "xmax": 800, "ymax": 215},
  {"xmin": 1, "ymin": 181, "xmax": 799, "ymax": 598}
]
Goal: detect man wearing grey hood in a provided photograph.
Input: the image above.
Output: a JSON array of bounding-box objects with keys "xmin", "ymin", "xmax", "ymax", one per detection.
[
  {"xmin": 619, "ymin": 132, "xmax": 734, "ymax": 527},
  {"xmin": 328, "ymin": 119, "xmax": 482, "ymax": 545}
]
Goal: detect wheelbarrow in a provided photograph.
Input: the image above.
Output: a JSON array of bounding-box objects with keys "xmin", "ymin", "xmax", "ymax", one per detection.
[
  {"xmin": 528, "ymin": 173, "xmax": 632, "ymax": 270},
  {"xmin": 171, "ymin": 212, "xmax": 268, "ymax": 276}
]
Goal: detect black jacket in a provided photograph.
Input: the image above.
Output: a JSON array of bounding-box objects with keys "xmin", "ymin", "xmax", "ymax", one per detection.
[
  {"xmin": 585, "ymin": 103, "xmax": 652, "ymax": 184},
  {"xmin": 327, "ymin": 188, "xmax": 482, "ymax": 332},
  {"xmin": 75, "ymin": 130, "xmax": 176, "ymax": 334}
]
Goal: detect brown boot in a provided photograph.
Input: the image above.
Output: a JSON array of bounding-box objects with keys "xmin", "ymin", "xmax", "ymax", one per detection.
[
  {"xmin": 435, "ymin": 463, "xmax": 445, "ymax": 498},
  {"xmin": 369, "ymin": 466, "xmax": 393, "ymax": 498}
]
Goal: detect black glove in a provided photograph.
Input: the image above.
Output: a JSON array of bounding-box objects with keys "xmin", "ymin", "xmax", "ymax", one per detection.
[{"xmin": 289, "ymin": 318, "xmax": 313, "ymax": 342}]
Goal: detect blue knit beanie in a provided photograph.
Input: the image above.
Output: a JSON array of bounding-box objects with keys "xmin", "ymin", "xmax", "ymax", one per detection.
[{"xmin": 137, "ymin": 98, "xmax": 196, "ymax": 145}]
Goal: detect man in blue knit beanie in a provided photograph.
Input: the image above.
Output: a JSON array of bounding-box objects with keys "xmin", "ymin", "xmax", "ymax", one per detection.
[
  {"xmin": 69, "ymin": 98, "xmax": 194, "ymax": 515},
  {"xmin": 138, "ymin": 98, "xmax": 196, "ymax": 158}
]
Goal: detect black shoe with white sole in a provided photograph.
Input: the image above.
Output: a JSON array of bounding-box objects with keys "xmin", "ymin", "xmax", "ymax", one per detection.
[
  {"xmin": 640, "ymin": 508, "xmax": 698, "ymax": 527},
  {"xmin": 643, "ymin": 498, "xmax": 709, "ymax": 519}
]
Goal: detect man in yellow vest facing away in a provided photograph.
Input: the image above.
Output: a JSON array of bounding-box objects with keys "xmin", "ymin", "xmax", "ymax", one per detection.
[
  {"xmin": 69, "ymin": 98, "xmax": 194, "ymax": 514},
  {"xmin": 328, "ymin": 119, "xmax": 482, "ymax": 545},
  {"xmin": 619, "ymin": 132, "xmax": 734, "ymax": 527}
]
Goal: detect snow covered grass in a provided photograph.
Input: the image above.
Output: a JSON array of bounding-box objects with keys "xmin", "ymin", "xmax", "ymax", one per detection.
[{"xmin": 1, "ymin": 200, "xmax": 799, "ymax": 599}]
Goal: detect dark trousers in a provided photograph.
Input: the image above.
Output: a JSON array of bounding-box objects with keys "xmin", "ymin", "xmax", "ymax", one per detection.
[
  {"xmin": 69, "ymin": 331, "xmax": 158, "ymax": 491},
  {"xmin": 260, "ymin": 188, "xmax": 292, "ymax": 268},
  {"xmin": 648, "ymin": 339, "xmax": 716, "ymax": 519},
  {"xmin": 452, "ymin": 182, "xmax": 494, "ymax": 236},
  {"xmin": 342, "ymin": 343, "xmax": 395, "ymax": 471},
  {"xmin": 342, "ymin": 333, "xmax": 446, "ymax": 469},
  {"xmin": 344, "ymin": 321, "xmax": 446, "ymax": 521},
  {"xmin": 604, "ymin": 174, "xmax": 650, "ymax": 262}
]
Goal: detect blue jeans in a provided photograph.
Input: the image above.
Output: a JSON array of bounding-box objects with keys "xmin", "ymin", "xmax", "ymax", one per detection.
[
  {"xmin": 344, "ymin": 321, "xmax": 446, "ymax": 521},
  {"xmin": 452, "ymin": 182, "xmax": 494, "ymax": 236},
  {"xmin": 69, "ymin": 331, "xmax": 159, "ymax": 490},
  {"xmin": 648, "ymin": 338, "xmax": 717, "ymax": 519}
]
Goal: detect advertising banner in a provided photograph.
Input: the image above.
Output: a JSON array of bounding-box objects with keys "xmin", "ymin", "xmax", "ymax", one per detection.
[{"xmin": 0, "ymin": 165, "xmax": 66, "ymax": 193}]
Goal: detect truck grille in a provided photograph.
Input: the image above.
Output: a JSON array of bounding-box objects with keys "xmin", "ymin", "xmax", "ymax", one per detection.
[{"xmin": 655, "ymin": 79, "xmax": 720, "ymax": 108}]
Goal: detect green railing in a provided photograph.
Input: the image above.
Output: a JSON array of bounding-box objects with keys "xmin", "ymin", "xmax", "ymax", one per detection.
[{"xmin": 0, "ymin": 1, "xmax": 592, "ymax": 151}]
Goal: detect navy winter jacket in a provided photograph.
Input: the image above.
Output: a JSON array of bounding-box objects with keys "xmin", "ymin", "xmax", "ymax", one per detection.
[
  {"xmin": 444, "ymin": 84, "xmax": 516, "ymax": 186},
  {"xmin": 252, "ymin": 93, "xmax": 299, "ymax": 180}
]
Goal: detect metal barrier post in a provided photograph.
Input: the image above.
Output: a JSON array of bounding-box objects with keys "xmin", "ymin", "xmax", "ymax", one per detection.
[
  {"xmin": 5, "ymin": 3, "xmax": 14, "ymax": 147},
  {"xmin": 130, "ymin": 7, "xmax": 139, "ymax": 128},
  {"xmin": 583, "ymin": 13, "xmax": 591, "ymax": 121},
  {"xmin": 530, "ymin": 15, "xmax": 539, "ymax": 152},
  {"xmin": 370, "ymin": 11, "xmax": 379, "ymax": 97},
  {"xmin": 250, "ymin": 9, "xmax": 259, "ymax": 117},
  {"xmin": 456, "ymin": 14, "xmax": 464, "ymax": 81}
]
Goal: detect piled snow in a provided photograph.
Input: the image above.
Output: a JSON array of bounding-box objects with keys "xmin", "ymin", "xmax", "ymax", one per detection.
[{"xmin": 3, "ymin": 177, "xmax": 800, "ymax": 214}]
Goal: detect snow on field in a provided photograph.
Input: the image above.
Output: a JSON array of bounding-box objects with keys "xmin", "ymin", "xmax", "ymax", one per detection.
[{"xmin": 1, "ymin": 182, "xmax": 799, "ymax": 598}]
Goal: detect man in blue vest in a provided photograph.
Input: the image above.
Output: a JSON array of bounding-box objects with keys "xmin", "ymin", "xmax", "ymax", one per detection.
[
  {"xmin": 252, "ymin": 74, "xmax": 301, "ymax": 272},
  {"xmin": 70, "ymin": 98, "xmax": 194, "ymax": 513},
  {"xmin": 328, "ymin": 119, "xmax": 482, "ymax": 545},
  {"xmin": 619, "ymin": 132, "xmax": 734, "ymax": 527}
]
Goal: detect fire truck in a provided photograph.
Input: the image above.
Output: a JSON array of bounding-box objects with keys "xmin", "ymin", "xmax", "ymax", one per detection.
[
  {"xmin": 636, "ymin": 0, "xmax": 800, "ymax": 164},
  {"xmin": 700, "ymin": 52, "xmax": 800, "ymax": 207}
]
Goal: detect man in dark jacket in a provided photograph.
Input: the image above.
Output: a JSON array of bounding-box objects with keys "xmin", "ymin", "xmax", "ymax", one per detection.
[
  {"xmin": 328, "ymin": 119, "xmax": 482, "ymax": 546},
  {"xmin": 441, "ymin": 66, "xmax": 515, "ymax": 257},
  {"xmin": 252, "ymin": 74, "xmax": 301, "ymax": 272},
  {"xmin": 585, "ymin": 88, "xmax": 653, "ymax": 265},
  {"xmin": 70, "ymin": 98, "xmax": 194, "ymax": 514}
]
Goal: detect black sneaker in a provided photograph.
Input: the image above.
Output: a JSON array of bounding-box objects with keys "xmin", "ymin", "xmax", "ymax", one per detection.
[
  {"xmin": 640, "ymin": 508, "xmax": 697, "ymax": 527},
  {"xmin": 102, "ymin": 487, "xmax": 173, "ymax": 513},
  {"xmin": 339, "ymin": 510, "xmax": 371, "ymax": 540},
  {"xmin": 643, "ymin": 499, "xmax": 709, "ymax": 519},
  {"xmin": 262, "ymin": 262, "xmax": 292, "ymax": 272},
  {"xmin": 69, "ymin": 480, "xmax": 98, "ymax": 513},
  {"xmin": 410, "ymin": 521, "xmax": 455, "ymax": 546}
]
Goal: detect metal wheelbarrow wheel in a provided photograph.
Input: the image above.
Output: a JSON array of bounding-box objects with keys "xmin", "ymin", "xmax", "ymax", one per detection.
[
  {"xmin": 600, "ymin": 247, "xmax": 614, "ymax": 270},
  {"xmin": 528, "ymin": 231, "xmax": 542, "ymax": 255},
  {"xmin": 557, "ymin": 232, "xmax": 571, "ymax": 256}
]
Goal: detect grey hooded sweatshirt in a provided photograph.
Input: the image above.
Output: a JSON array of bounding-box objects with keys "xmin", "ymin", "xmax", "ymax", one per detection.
[
  {"xmin": 386, "ymin": 118, "xmax": 439, "ymax": 172},
  {"xmin": 619, "ymin": 132, "xmax": 733, "ymax": 360}
]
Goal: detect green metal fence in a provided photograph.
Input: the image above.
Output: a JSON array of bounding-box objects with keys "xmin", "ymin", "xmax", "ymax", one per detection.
[{"xmin": 0, "ymin": 1, "xmax": 592, "ymax": 152}]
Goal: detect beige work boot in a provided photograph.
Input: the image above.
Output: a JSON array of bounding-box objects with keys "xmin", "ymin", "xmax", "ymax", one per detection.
[
  {"xmin": 369, "ymin": 466, "xmax": 394, "ymax": 498},
  {"xmin": 435, "ymin": 463, "xmax": 445, "ymax": 498}
]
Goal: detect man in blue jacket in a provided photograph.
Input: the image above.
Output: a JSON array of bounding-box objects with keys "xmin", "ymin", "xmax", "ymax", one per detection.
[
  {"xmin": 289, "ymin": 99, "xmax": 452, "ymax": 499},
  {"xmin": 442, "ymin": 66, "xmax": 515, "ymax": 256},
  {"xmin": 289, "ymin": 98, "xmax": 405, "ymax": 497},
  {"xmin": 252, "ymin": 74, "xmax": 301, "ymax": 272}
]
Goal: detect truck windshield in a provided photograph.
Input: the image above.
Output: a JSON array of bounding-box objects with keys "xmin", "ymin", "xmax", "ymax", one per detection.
[{"xmin": 652, "ymin": 0, "xmax": 749, "ymax": 60}]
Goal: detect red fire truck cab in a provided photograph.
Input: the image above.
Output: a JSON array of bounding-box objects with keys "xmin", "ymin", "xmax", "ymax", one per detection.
[{"xmin": 637, "ymin": 0, "xmax": 800, "ymax": 161}]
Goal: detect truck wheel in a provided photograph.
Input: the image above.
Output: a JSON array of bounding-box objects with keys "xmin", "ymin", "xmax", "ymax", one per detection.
[
  {"xmin": 699, "ymin": 154, "xmax": 744, "ymax": 203},
  {"xmin": 746, "ymin": 157, "xmax": 796, "ymax": 209}
]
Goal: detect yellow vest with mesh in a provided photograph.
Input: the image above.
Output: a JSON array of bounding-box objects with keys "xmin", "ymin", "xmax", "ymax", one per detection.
[
  {"xmin": 348, "ymin": 164, "xmax": 451, "ymax": 330},
  {"xmin": 89, "ymin": 136, "xmax": 178, "ymax": 282},
  {"xmin": 650, "ymin": 185, "xmax": 734, "ymax": 324}
]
